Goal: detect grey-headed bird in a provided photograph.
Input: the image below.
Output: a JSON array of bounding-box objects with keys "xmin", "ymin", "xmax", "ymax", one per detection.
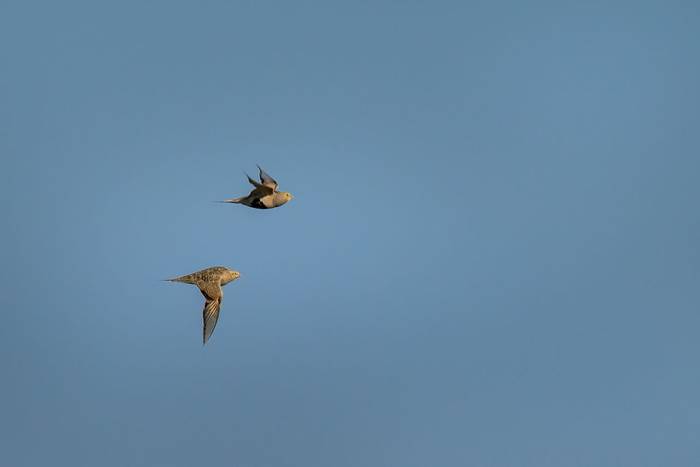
[
  {"xmin": 166, "ymin": 266, "xmax": 241, "ymax": 345},
  {"xmin": 221, "ymin": 165, "xmax": 293, "ymax": 209}
]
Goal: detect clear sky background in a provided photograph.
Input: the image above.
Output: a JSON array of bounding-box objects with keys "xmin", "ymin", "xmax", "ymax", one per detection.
[{"xmin": 1, "ymin": 1, "xmax": 699, "ymax": 466}]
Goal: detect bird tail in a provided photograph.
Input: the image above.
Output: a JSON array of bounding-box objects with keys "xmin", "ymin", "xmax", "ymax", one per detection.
[
  {"xmin": 164, "ymin": 274, "xmax": 196, "ymax": 284},
  {"xmin": 217, "ymin": 197, "xmax": 243, "ymax": 204}
]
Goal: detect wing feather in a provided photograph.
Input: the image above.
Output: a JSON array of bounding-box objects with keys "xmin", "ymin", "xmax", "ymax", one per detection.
[
  {"xmin": 203, "ymin": 297, "xmax": 221, "ymax": 345},
  {"xmin": 257, "ymin": 165, "xmax": 279, "ymax": 190},
  {"xmin": 244, "ymin": 171, "xmax": 274, "ymax": 197},
  {"xmin": 198, "ymin": 282, "xmax": 223, "ymax": 345}
]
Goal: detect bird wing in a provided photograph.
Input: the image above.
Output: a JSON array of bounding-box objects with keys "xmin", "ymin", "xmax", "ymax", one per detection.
[
  {"xmin": 257, "ymin": 165, "xmax": 279, "ymax": 190},
  {"xmin": 198, "ymin": 281, "xmax": 223, "ymax": 345},
  {"xmin": 245, "ymin": 173, "xmax": 274, "ymax": 197},
  {"xmin": 202, "ymin": 297, "xmax": 221, "ymax": 345}
]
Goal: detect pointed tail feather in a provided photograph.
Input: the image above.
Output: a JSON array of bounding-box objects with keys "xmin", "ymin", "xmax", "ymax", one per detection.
[
  {"xmin": 218, "ymin": 197, "xmax": 243, "ymax": 203},
  {"xmin": 165, "ymin": 274, "xmax": 196, "ymax": 284}
]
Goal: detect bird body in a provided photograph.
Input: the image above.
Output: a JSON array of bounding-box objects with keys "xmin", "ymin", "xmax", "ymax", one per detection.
[
  {"xmin": 222, "ymin": 165, "xmax": 293, "ymax": 209},
  {"xmin": 227, "ymin": 191, "xmax": 292, "ymax": 209},
  {"xmin": 167, "ymin": 266, "xmax": 240, "ymax": 344}
]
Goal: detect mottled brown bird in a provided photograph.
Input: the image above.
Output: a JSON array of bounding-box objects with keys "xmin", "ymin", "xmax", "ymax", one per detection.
[
  {"xmin": 220, "ymin": 165, "xmax": 293, "ymax": 209},
  {"xmin": 166, "ymin": 266, "xmax": 241, "ymax": 345}
]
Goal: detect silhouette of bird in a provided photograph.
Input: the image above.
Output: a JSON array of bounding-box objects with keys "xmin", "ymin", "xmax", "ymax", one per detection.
[
  {"xmin": 166, "ymin": 266, "xmax": 241, "ymax": 345},
  {"xmin": 220, "ymin": 165, "xmax": 293, "ymax": 209}
]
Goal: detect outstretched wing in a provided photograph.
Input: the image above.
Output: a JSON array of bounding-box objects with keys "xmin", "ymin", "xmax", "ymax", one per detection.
[
  {"xmin": 202, "ymin": 297, "xmax": 221, "ymax": 345},
  {"xmin": 257, "ymin": 165, "xmax": 278, "ymax": 190},
  {"xmin": 198, "ymin": 281, "xmax": 223, "ymax": 345},
  {"xmin": 245, "ymin": 172, "xmax": 274, "ymax": 198}
]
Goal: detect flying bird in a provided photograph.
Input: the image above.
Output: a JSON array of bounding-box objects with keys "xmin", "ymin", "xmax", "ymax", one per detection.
[
  {"xmin": 221, "ymin": 165, "xmax": 293, "ymax": 209},
  {"xmin": 166, "ymin": 266, "xmax": 241, "ymax": 345}
]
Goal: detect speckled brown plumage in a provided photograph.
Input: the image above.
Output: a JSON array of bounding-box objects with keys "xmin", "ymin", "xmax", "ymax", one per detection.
[{"xmin": 166, "ymin": 266, "xmax": 241, "ymax": 345}]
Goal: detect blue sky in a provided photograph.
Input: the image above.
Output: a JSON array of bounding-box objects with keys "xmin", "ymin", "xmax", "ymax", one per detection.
[{"xmin": 1, "ymin": 1, "xmax": 699, "ymax": 466}]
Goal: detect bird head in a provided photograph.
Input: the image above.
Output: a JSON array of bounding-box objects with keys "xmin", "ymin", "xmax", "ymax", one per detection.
[
  {"xmin": 223, "ymin": 269, "xmax": 241, "ymax": 284},
  {"xmin": 281, "ymin": 192, "xmax": 293, "ymax": 203}
]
